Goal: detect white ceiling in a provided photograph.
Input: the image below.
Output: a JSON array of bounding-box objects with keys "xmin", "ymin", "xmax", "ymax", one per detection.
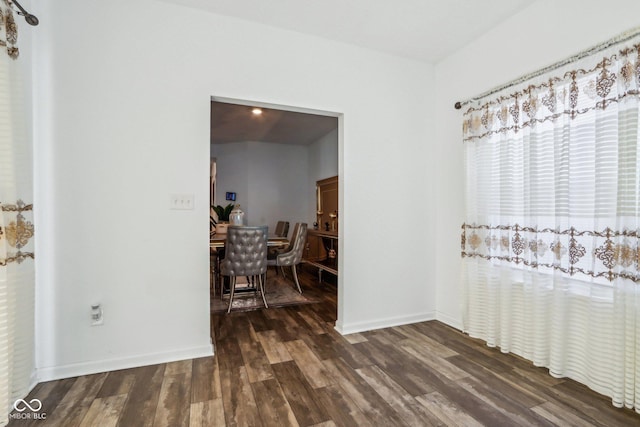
[
  {"xmin": 211, "ymin": 101, "xmax": 338, "ymax": 145},
  {"xmin": 198, "ymin": 0, "xmax": 537, "ymax": 145},
  {"xmin": 165, "ymin": 0, "xmax": 536, "ymax": 63}
]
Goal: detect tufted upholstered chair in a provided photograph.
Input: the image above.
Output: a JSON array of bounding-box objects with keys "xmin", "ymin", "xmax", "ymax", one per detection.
[
  {"xmin": 274, "ymin": 221, "xmax": 290, "ymax": 238},
  {"xmin": 220, "ymin": 226, "xmax": 269, "ymax": 313},
  {"xmin": 269, "ymin": 221, "xmax": 291, "ymax": 268},
  {"xmin": 267, "ymin": 222, "xmax": 307, "ymax": 293}
]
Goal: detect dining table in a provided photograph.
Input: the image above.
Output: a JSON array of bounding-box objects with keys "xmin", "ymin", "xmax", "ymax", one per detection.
[{"xmin": 209, "ymin": 233, "xmax": 289, "ymax": 249}]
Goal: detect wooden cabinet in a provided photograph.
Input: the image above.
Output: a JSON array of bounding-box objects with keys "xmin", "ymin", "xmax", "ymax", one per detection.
[
  {"xmin": 305, "ymin": 229, "xmax": 338, "ymax": 274},
  {"xmin": 315, "ymin": 176, "xmax": 338, "ymax": 233},
  {"xmin": 304, "ymin": 176, "xmax": 339, "ymax": 281}
]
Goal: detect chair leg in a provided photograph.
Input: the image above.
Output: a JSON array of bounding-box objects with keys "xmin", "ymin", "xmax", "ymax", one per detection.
[
  {"xmin": 216, "ymin": 258, "xmax": 223, "ymax": 299},
  {"xmin": 214, "ymin": 267, "xmax": 216, "ymax": 298},
  {"xmin": 258, "ymin": 274, "xmax": 269, "ymax": 309},
  {"xmin": 227, "ymin": 276, "xmax": 236, "ymax": 313},
  {"xmin": 291, "ymin": 265, "xmax": 303, "ymax": 294},
  {"xmin": 210, "ymin": 255, "xmax": 218, "ymax": 297}
]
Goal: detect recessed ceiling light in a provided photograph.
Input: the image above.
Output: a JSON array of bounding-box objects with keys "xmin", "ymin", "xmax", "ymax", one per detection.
[{"xmin": 252, "ymin": 108, "xmax": 262, "ymax": 116}]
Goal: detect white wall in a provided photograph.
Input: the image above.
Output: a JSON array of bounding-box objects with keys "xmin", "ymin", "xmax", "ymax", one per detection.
[
  {"xmin": 308, "ymin": 128, "xmax": 339, "ymax": 225},
  {"xmin": 309, "ymin": 128, "xmax": 339, "ymax": 183},
  {"xmin": 34, "ymin": 0, "xmax": 435, "ymax": 378},
  {"xmin": 434, "ymin": 0, "xmax": 640, "ymax": 328},
  {"xmin": 212, "ymin": 141, "xmax": 310, "ymax": 229},
  {"xmin": 212, "ymin": 143, "xmax": 249, "ymax": 211}
]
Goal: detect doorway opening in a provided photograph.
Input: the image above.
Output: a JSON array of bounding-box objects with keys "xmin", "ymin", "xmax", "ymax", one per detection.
[{"xmin": 209, "ymin": 96, "xmax": 343, "ymax": 323}]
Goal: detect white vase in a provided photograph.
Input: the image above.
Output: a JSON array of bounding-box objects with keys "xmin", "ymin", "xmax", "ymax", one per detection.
[
  {"xmin": 215, "ymin": 223, "xmax": 229, "ymax": 234},
  {"xmin": 229, "ymin": 205, "xmax": 245, "ymax": 226}
]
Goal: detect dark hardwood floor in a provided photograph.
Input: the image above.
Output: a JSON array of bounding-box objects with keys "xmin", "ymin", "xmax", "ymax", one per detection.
[{"xmin": 8, "ymin": 265, "xmax": 640, "ymax": 426}]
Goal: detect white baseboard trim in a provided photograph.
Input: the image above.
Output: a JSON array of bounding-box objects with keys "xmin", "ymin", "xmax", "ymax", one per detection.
[
  {"xmin": 36, "ymin": 343, "xmax": 214, "ymax": 382},
  {"xmin": 334, "ymin": 311, "xmax": 435, "ymax": 335},
  {"xmin": 435, "ymin": 311, "xmax": 462, "ymax": 331}
]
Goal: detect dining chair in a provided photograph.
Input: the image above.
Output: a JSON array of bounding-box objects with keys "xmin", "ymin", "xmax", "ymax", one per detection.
[
  {"xmin": 220, "ymin": 225, "xmax": 269, "ymax": 313},
  {"xmin": 269, "ymin": 220, "xmax": 290, "ymax": 267},
  {"xmin": 274, "ymin": 221, "xmax": 290, "ymax": 238},
  {"xmin": 267, "ymin": 222, "xmax": 307, "ymax": 294}
]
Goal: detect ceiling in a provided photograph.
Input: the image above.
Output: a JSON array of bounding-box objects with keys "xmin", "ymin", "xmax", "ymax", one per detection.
[
  {"xmin": 201, "ymin": 0, "xmax": 536, "ymax": 145},
  {"xmin": 211, "ymin": 101, "xmax": 338, "ymax": 145},
  {"xmin": 165, "ymin": 0, "xmax": 536, "ymax": 63}
]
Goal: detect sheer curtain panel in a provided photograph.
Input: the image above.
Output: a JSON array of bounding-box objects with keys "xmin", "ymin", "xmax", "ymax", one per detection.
[
  {"xmin": 0, "ymin": 1, "xmax": 35, "ymax": 425},
  {"xmin": 461, "ymin": 35, "xmax": 640, "ymax": 410}
]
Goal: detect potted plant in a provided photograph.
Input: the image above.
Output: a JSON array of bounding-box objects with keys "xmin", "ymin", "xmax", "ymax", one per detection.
[{"xmin": 212, "ymin": 203, "xmax": 235, "ymax": 234}]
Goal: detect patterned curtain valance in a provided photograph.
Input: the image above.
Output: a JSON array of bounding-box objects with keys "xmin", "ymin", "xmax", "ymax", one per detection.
[
  {"xmin": 0, "ymin": 0, "xmax": 19, "ymax": 59},
  {"xmin": 462, "ymin": 42, "xmax": 640, "ymax": 142}
]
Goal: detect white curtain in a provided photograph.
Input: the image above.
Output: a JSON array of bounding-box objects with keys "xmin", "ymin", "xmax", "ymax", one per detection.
[
  {"xmin": 0, "ymin": 1, "xmax": 35, "ymax": 425},
  {"xmin": 462, "ymin": 36, "xmax": 640, "ymax": 410}
]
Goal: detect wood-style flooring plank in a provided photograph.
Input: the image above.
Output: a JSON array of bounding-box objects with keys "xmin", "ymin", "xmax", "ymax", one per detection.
[
  {"xmin": 355, "ymin": 364, "xmax": 443, "ymax": 426},
  {"xmin": 271, "ymin": 361, "xmax": 330, "ymax": 426},
  {"xmin": 299, "ymin": 329, "xmax": 372, "ymax": 370},
  {"xmin": 152, "ymin": 371, "xmax": 192, "ymax": 427},
  {"xmin": 42, "ymin": 373, "xmax": 109, "ymax": 427},
  {"xmin": 96, "ymin": 369, "xmax": 136, "ymax": 398},
  {"xmin": 547, "ymin": 380, "xmax": 640, "ymax": 427},
  {"xmin": 398, "ymin": 339, "xmax": 470, "ymax": 381},
  {"xmin": 250, "ymin": 378, "xmax": 299, "ymax": 427},
  {"xmin": 455, "ymin": 376, "xmax": 557, "ymax": 426},
  {"xmin": 323, "ymin": 329, "xmax": 373, "ymax": 369},
  {"xmin": 256, "ymin": 330, "xmax": 293, "ymax": 364},
  {"xmin": 270, "ymin": 307, "xmax": 311, "ymax": 342},
  {"xmin": 238, "ymin": 334, "xmax": 275, "ymax": 383},
  {"xmin": 245, "ymin": 310, "xmax": 272, "ymax": 333},
  {"xmin": 308, "ymin": 422, "xmax": 337, "ymax": 427},
  {"xmin": 293, "ymin": 309, "xmax": 331, "ymax": 335},
  {"xmin": 21, "ymin": 377, "xmax": 77, "ymax": 426},
  {"xmin": 446, "ymin": 353, "xmax": 546, "ymax": 408},
  {"xmin": 78, "ymin": 394, "xmax": 127, "ymax": 427},
  {"xmin": 189, "ymin": 399, "xmax": 226, "ymax": 427},
  {"xmin": 531, "ymin": 401, "xmax": 599, "ymax": 427},
  {"xmin": 284, "ymin": 339, "xmax": 334, "ymax": 389},
  {"xmin": 415, "ymin": 391, "xmax": 484, "ymax": 427},
  {"xmin": 314, "ymin": 383, "xmax": 375, "ymax": 427},
  {"xmin": 322, "ymin": 357, "xmax": 408, "ymax": 427},
  {"xmin": 219, "ymin": 364, "xmax": 263, "ymax": 427},
  {"xmin": 116, "ymin": 364, "xmax": 165, "ymax": 427},
  {"xmin": 353, "ymin": 334, "xmax": 437, "ymax": 396},
  {"xmin": 191, "ymin": 356, "xmax": 222, "ymax": 403},
  {"xmin": 164, "ymin": 359, "xmax": 192, "ymax": 376},
  {"xmin": 395, "ymin": 323, "xmax": 459, "ymax": 358},
  {"xmin": 342, "ymin": 333, "xmax": 367, "ymax": 344}
]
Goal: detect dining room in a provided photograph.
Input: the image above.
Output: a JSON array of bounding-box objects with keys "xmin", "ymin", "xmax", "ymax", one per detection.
[{"xmin": 209, "ymin": 99, "xmax": 340, "ymax": 314}]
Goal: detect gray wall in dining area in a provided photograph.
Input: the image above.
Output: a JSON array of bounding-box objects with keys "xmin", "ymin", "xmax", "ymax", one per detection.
[{"xmin": 211, "ymin": 131, "xmax": 337, "ymax": 233}]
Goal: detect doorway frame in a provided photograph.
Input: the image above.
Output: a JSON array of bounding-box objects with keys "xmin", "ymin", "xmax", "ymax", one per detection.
[{"xmin": 210, "ymin": 95, "xmax": 345, "ymax": 331}]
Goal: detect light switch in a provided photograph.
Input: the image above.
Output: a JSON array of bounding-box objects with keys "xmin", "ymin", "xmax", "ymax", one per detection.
[{"xmin": 170, "ymin": 194, "xmax": 194, "ymax": 210}]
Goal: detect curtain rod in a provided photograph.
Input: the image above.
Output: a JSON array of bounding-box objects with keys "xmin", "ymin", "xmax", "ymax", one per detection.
[
  {"xmin": 9, "ymin": 0, "xmax": 39, "ymax": 26},
  {"xmin": 454, "ymin": 26, "xmax": 640, "ymax": 110}
]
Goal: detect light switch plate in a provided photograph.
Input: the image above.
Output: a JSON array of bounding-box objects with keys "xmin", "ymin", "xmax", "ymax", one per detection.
[{"xmin": 170, "ymin": 193, "xmax": 194, "ymax": 210}]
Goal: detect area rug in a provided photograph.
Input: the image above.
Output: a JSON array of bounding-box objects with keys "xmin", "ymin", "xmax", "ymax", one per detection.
[{"xmin": 211, "ymin": 276, "xmax": 319, "ymax": 314}]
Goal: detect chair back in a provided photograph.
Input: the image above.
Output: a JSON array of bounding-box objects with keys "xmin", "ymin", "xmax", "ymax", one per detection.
[
  {"xmin": 220, "ymin": 226, "xmax": 268, "ymax": 277},
  {"xmin": 277, "ymin": 223, "xmax": 307, "ymax": 266},
  {"xmin": 274, "ymin": 221, "xmax": 290, "ymax": 238}
]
